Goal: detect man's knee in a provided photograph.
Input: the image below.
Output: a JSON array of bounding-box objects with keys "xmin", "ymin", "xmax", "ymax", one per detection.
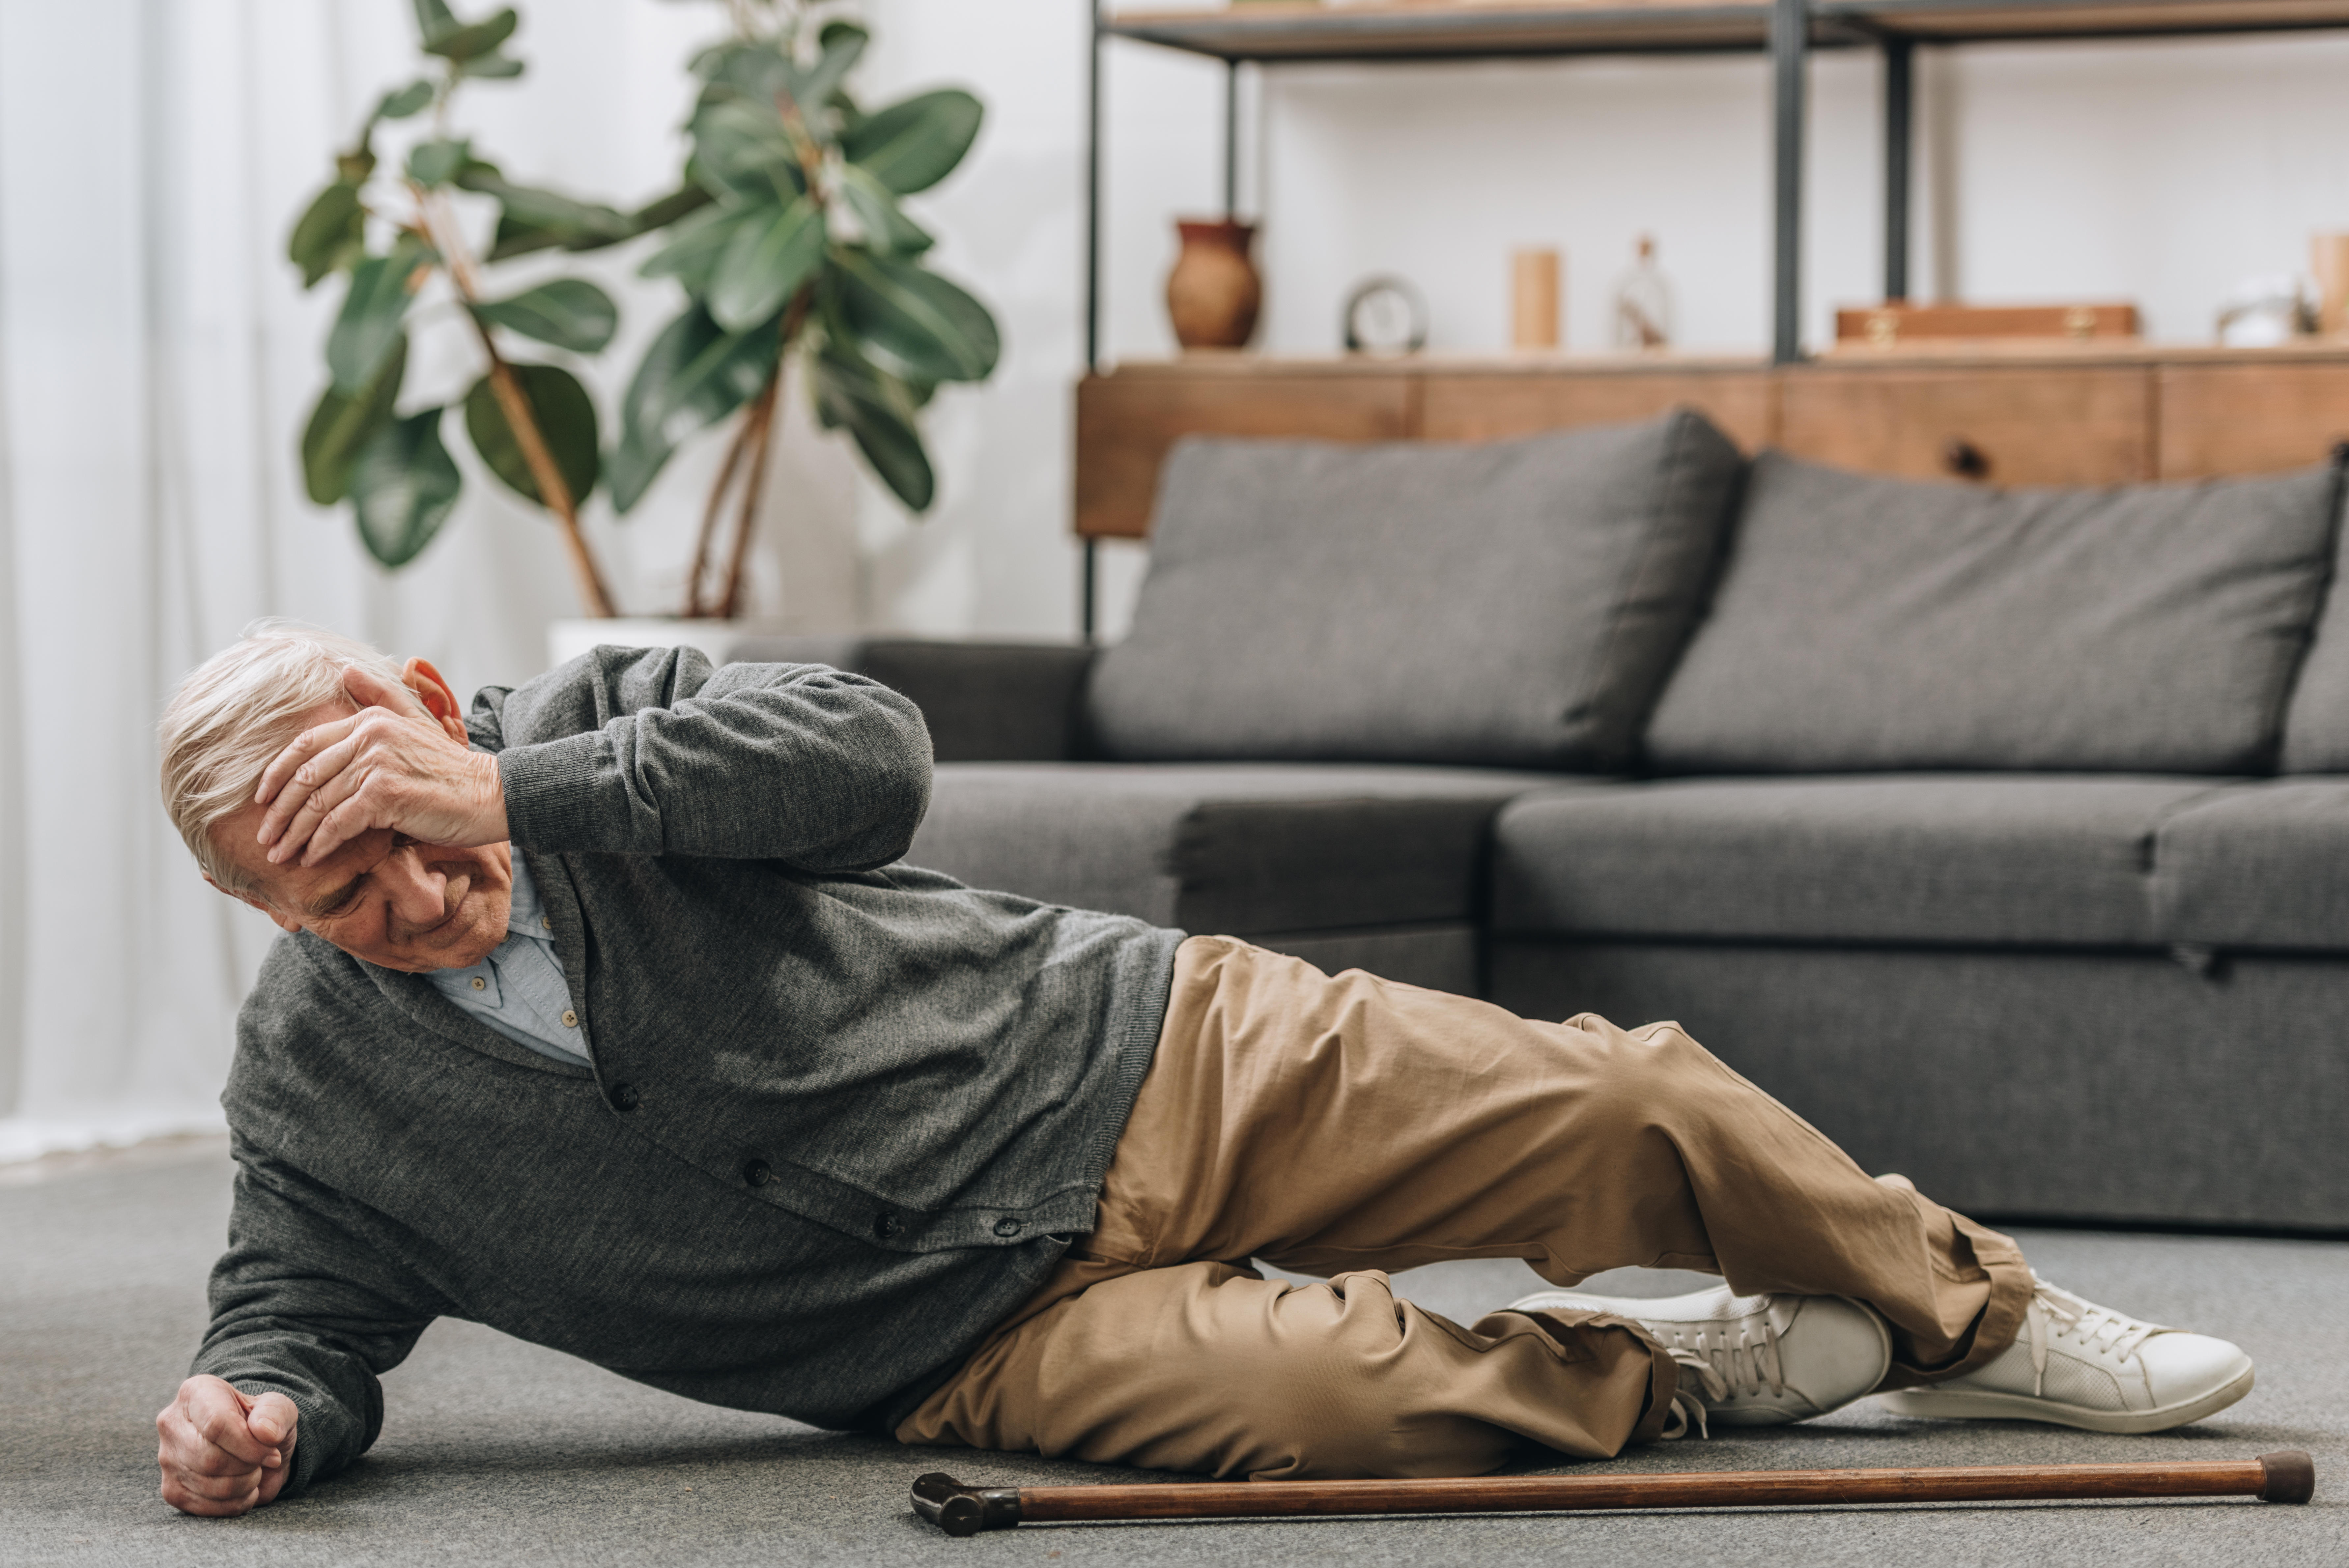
[{"xmin": 1553, "ymin": 1013, "xmax": 1730, "ymax": 1119}]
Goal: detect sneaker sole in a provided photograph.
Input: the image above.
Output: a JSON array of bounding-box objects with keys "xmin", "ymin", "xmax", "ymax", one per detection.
[{"xmin": 1875, "ymin": 1363, "xmax": 2254, "ymax": 1435}]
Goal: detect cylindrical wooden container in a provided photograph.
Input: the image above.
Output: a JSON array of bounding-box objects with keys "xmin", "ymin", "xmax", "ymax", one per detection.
[
  {"xmin": 2313, "ymin": 233, "xmax": 2349, "ymax": 336},
  {"xmin": 1513, "ymin": 247, "xmax": 1561, "ymax": 350}
]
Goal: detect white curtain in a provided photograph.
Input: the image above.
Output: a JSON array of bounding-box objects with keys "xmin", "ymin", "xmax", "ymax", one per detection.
[{"xmin": 0, "ymin": 0, "xmax": 874, "ymax": 1158}]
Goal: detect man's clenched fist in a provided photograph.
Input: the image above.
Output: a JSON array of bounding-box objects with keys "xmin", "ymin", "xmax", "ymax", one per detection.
[{"xmin": 156, "ymin": 1375, "xmax": 298, "ymax": 1516}]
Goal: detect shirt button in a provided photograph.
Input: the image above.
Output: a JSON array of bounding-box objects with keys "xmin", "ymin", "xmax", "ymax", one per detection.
[
  {"xmin": 872, "ymin": 1212, "xmax": 903, "ymax": 1240},
  {"xmin": 541, "ymin": 917, "xmax": 552, "ymax": 930},
  {"xmin": 608, "ymin": 1083, "xmax": 640, "ymax": 1113},
  {"xmin": 470, "ymin": 977, "xmax": 486, "ymax": 991},
  {"xmin": 741, "ymin": 1159, "xmax": 771, "ymax": 1188},
  {"xmin": 992, "ymin": 1217, "xmax": 1023, "ymax": 1238},
  {"xmin": 561, "ymin": 1009, "xmax": 579, "ymax": 1028}
]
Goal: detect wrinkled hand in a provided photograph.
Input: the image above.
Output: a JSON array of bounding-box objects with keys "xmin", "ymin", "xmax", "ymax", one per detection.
[
  {"xmin": 256, "ymin": 666, "xmax": 506, "ymax": 867},
  {"xmin": 156, "ymin": 1375, "xmax": 298, "ymax": 1516}
]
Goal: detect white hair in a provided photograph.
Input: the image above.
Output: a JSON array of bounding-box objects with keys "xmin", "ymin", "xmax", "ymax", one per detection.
[{"xmin": 159, "ymin": 618, "xmax": 404, "ymax": 899}]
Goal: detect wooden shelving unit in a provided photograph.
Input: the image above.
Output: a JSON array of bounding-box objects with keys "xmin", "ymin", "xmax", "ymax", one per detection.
[{"xmin": 1074, "ymin": 1, "xmax": 2349, "ymax": 629}]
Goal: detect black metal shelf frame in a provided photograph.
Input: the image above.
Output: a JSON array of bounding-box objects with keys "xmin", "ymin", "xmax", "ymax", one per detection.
[{"xmin": 1074, "ymin": 2, "xmax": 2349, "ymax": 634}]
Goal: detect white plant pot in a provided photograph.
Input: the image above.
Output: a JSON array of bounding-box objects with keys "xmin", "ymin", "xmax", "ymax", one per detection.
[{"xmin": 545, "ymin": 618, "xmax": 785, "ymax": 675}]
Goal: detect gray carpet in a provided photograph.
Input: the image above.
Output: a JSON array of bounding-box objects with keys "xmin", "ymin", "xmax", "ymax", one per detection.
[{"xmin": 4, "ymin": 1140, "xmax": 2340, "ymax": 1567}]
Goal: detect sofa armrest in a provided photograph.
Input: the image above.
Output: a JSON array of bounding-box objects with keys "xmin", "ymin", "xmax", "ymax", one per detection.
[{"xmin": 727, "ymin": 636, "xmax": 1096, "ymax": 762}]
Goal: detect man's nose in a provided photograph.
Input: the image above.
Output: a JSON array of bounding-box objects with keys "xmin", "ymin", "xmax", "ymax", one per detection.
[{"xmin": 379, "ymin": 846, "xmax": 449, "ymax": 928}]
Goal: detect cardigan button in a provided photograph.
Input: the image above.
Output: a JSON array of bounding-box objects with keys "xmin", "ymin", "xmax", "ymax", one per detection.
[
  {"xmin": 742, "ymin": 1159, "xmax": 771, "ymax": 1188},
  {"xmin": 873, "ymin": 1211, "xmax": 903, "ymax": 1240},
  {"xmin": 992, "ymin": 1217, "xmax": 1023, "ymax": 1238},
  {"xmin": 608, "ymin": 1083, "xmax": 640, "ymax": 1113}
]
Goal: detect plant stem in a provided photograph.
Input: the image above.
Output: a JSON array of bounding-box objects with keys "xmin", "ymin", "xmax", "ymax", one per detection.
[
  {"xmin": 711, "ymin": 288, "xmax": 812, "ymax": 620},
  {"xmin": 682, "ymin": 407, "xmax": 757, "ymax": 617},
  {"xmin": 424, "ymin": 189, "xmax": 620, "ymax": 618},
  {"xmin": 716, "ymin": 366, "xmax": 783, "ymax": 620}
]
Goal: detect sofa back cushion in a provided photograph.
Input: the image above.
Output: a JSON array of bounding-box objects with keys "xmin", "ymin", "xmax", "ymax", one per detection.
[
  {"xmin": 1084, "ymin": 410, "xmax": 1745, "ymax": 770},
  {"xmin": 2278, "ymin": 483, "xmax": 2349, "ymax": 772},
  {"xmin": 1642, "ymin": 452, "xmax": 2341, "ymax": 774}
]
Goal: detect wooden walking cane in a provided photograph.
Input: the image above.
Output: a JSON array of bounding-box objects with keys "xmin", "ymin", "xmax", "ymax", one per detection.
[{"xmin": 912, "ymin": 1450, "xmax": 2315, "ymax": 1536}]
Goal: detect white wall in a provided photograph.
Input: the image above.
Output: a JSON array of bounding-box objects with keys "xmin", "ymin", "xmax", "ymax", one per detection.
[
  {"xmin": 851, "ymin": 12, "xmax": 2349, "ymax": 641},
  {"xmin": 4, "ymin": 4, "xmax": 2346, "ymax": 1151}
]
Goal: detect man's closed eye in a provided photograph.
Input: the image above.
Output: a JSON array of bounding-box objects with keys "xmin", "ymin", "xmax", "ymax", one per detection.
[{"xmin": 306, "ymin": 878, "xmax": 365, "ymax": 921}]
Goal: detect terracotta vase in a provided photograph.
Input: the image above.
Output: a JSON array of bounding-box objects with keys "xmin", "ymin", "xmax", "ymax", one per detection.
[{"xmin": 1166, "ymin": 219, "xmax": 1261, "ymax": 350}]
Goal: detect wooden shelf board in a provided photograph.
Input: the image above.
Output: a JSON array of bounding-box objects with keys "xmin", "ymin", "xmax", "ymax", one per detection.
[
  {"xmin": 1827, "ymin": 0, "xmax": 2349, "ymax": 42},
  {"xmin": 1106, "ymin": 2, "xmax": 1859, "ymax": 60},
  {"xmin": 1100, "ymin": 350, "xmax": 1774, "ymax": 376},
  {"xmin": 1107, "ymin": 0, "xmax": 2349, "ymax": 60},
  {"xmin": 1099, "ymin": 341, "xmax": 2349, "ymax": 374}
]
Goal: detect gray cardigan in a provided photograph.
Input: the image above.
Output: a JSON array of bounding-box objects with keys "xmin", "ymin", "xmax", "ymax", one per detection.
[{"xmin": 192, "ymin": 647, "xmax": 1182, "ymax": 1494}]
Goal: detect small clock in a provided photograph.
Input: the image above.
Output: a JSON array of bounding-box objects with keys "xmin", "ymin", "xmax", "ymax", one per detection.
[{"xmin": 1343, "ymin": 275, "xmax": 1429, "ymax": 356}]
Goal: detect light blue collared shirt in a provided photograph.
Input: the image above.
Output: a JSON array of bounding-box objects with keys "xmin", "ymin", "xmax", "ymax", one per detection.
[{"xmin": 427, "ymin": 857, "xmax": 587, "ymax": 1065}]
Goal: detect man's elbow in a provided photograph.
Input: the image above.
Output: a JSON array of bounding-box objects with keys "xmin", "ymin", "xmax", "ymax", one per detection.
[{"xmin": 835, "ymin": 686, "xmax": 933, "ymax": 868}]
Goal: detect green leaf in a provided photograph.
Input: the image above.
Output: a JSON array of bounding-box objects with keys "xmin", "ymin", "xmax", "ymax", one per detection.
[
  {"xmin": 629, "ymin": 184, "xmax": 715, "ymax": 237},
  {"xmin": 695, "ymin": 40, "xmax": 792, "ymax": 103},
  {"xmin": 349, "ymin": 407, "xmax": 461, "ymax": 569},
  {"xmin": 456, "ymin": 164, "xmax": 632, "ymax": 260},
  {"xmin": 422, "ymin": 7, "xmax": 517, "ymax": 61},
  {"xmin": 608, "ymin": 304, "xmax": 783, "ymax": 512},
  {"xmin": 639, "ymin": 205, "xmax": 752, "ymax": 293},
  {"xmin": 300, "ymin": 335, "xmax": 408, "ymax": 504},
  {"xmin": 688, "ymin": 98, "xmax": 805, "ymax": 206},
  {"xmin": 840, "ymin": 89, "xmax": 982, "ymax": 195},
  {"xmin": 812, "ymin": 343, "xmax": 934, "ymax": 512},
  {"xmin": 463, "ymin": 364, "xmax": 599, "ymax": 507},
  {"xmin": 288, "ymin": 180, "xmax": 365, "ymax": 288},
  {"xmin": 327, "ymin": 236, "xmax": 434, "ymax": 394},
  {"xmin": 472, "ymin": 279, "xmax": 618, "ymax": 354},
  {"xmin": 709, "ymin": 197, "xmax": 824, "ymax": 332},
  {"xmin": 457, "ymin": 50, "xmax": 524, "ymax": 80},
  {"xmin": 831, "ymin": 250, "xmax": 999, "ymax": 384},
  {"xmin": 411, "ymin": 0, "xmax": 458, "ymax": 43},
  {"xmin": 405, "ymin": 136, "xmax": 470, "ymax": 188},
  {"xmin": 374, "ymin": 79, "xmax": 436, "ymax": 122},
  {"xmin": 835, "ymin": 164, "xmax": 933, "ymax": 257},
  {"xmin": 789, "ymin": 23, "xmax": 867, "ymax": 112}
]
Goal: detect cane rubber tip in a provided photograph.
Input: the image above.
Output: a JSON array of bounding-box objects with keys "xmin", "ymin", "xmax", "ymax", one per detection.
[{"xmin": 2258, "ymin": 1450, "xmax": 2315, "ymax": 1504}]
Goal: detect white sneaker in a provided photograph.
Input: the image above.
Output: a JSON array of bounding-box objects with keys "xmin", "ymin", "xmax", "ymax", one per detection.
[
  {"xmin": 1877, "ymin": 1276, "xmax": 2254, "ymax": 1435},
  {"xmin": 1509, "ymin": 1284, "xmax": 1893, "ymax": 1436}
]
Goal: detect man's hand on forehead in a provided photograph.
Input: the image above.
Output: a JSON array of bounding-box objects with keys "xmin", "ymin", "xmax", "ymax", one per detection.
[{"xmin": 254, "ymin": 663, "xmax": 508, "ymax": 868}]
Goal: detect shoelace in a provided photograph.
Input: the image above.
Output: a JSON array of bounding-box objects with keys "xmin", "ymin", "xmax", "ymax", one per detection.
[
  {"xmin": 2017, "ymin": 1275, "xmax": 2168, "ymax": 1397},
  {"xmin": 1651, "ymin": 1309, "xmax": 1785, "ymax": 1440},
  {"xmin": 1658, "ymin": 1350, "xmax": 1727, "ymax": 1440}
]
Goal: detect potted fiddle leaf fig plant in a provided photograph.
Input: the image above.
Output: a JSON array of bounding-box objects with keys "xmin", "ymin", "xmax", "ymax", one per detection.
[
  {"xmin": 611, "ymin": 0, "xmax": 1000, "ymax": 618},
  {"xmin": 287, "ymin": 0, "xmax": 708, "ymax": 615}
]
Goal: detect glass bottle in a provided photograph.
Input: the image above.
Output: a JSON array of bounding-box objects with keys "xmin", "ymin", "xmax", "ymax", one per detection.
[{"xmin": 1612, "ymin": 234, "xmax": 1673, "ymax": 351}]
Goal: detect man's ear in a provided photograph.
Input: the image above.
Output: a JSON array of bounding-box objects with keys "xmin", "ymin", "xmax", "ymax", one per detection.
[
  {"xmin": 205, "ymin": 874, "xmax": 302, "ymax": 934},
  {"xmin": 400, "ymin": 658, "xmax": 470, "ymax": 745}
]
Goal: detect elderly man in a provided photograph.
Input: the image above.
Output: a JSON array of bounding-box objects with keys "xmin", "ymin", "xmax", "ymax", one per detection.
[{"xmin": 151, "ymin": 620, "xmax": 2252, "ymax": 1517}]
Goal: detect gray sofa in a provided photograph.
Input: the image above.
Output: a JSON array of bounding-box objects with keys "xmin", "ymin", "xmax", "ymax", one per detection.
[{"xmin": 740, "ymin": 409, "xmax": 2349, "ymax": 1233}]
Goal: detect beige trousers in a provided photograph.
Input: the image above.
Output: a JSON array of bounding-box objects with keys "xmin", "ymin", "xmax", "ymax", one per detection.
[{"xmin": 899, "ymin": 936, "xmax": 2033, "ymax": 1480}]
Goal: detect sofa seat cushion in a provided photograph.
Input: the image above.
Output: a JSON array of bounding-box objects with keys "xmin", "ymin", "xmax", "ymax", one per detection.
[
  {"xmin": 1492, "ymin": 775, "xmax": 2235, "ymax": 947},
  {"xmin": 1084, "ymin": 410, "xmax": 1744, "ymax": 770},
  {"xmin": 1644, "ymin": 453, "xmax": 2340, "ymax": 774},
  {"xmin": 2152, "ymin": 780, "xmax": 2349, "ymax": 951},
  {"xmin": 907, "ymin": 763, "xmax": 1567, "ymax": 935}
]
